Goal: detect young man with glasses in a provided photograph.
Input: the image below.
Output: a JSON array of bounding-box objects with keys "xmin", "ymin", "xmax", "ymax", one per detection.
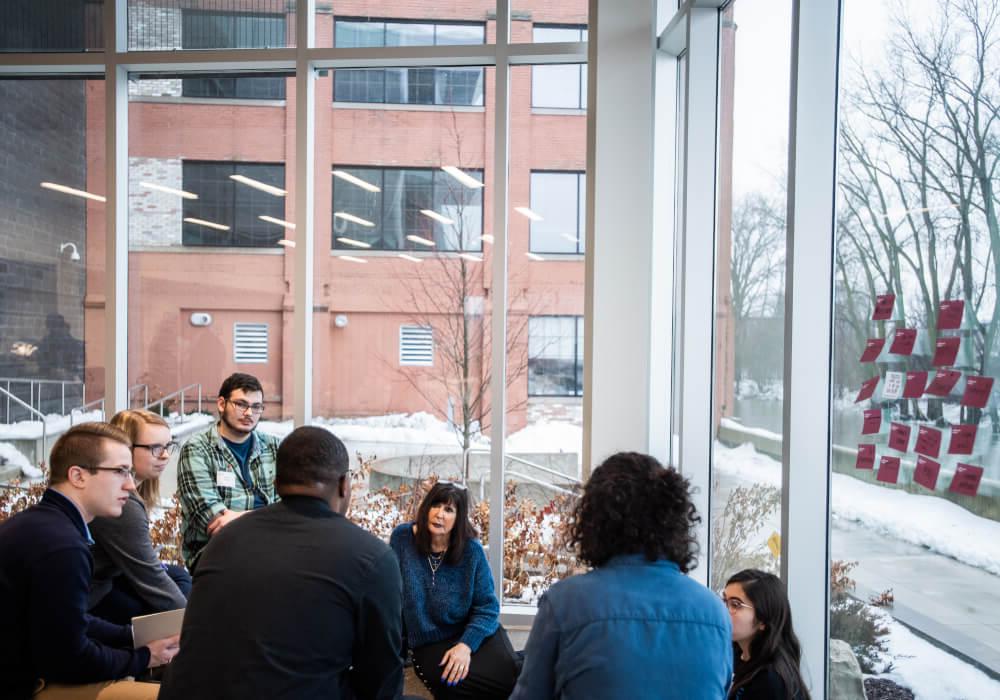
[
  {"xmin": 177, "ymin": 372, "xmax": 280, "ymax": 571},
  {"xmin": 0, "ymin": 422, "xmax": 179, "ymax": 700}
]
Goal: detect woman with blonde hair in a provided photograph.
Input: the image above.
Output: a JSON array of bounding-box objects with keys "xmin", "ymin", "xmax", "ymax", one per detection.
[{"xmin": 88, "ymin": 409, "xmax": 191, "ymax": 624}]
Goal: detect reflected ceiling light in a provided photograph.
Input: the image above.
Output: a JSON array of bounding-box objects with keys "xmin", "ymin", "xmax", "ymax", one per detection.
[
  {"xmin": 514, "ymin": 206, "xmax": 543, "ymax": 221},
  {"xmin": 406, "ymin": 235, "xmax": 436, "ymax": 247},
  {"xmin": 277, "ymin": 239, "xmax": 296, "ymax": 248},
  {"xmin": 398, "ymin": 254, "xmax": 423, "ymax": 263},
  {"xmin": 334, "ymin": 211, "xmax": 376, "ymax": 227},
  {"xmin": 140, "ymin": 181, "xmax": 198, "ymax": 199},
  {"xmin": 183, "ymin": 217, "xmax": 230, "ymax": 231},
  {"xmin": 458, "ymin": 253, "xmax": 482, "ymax": 262},
  {"xmin": 229, "ymin": 174, "xmax": 287, "ymax": 197},
  {"xmin": 337, "ymin": 237, "xmax": 372, "ymax": 249},
  {"xmin": 561, "ymin": 233, "xmax": 580, "ymax": 243},
  {"xmin": 420, "ymin": 209, "xmax": 454, "ymax": 225},
  {"xmin": 338, "ymin": 255, "xmax": 368, "ymax": 264},
  {"xmin": 441, "ymin": 166, "xmax": 485, "ymax": 189},
  {"xmin": 332, "ymin": 170, "xmax": 381, "ymax": 193},
  {"xmin": 259, "ymin": 215, "xmax": 296, "ymax": 229},
  {"xmin": 480, "ymin": 234, "xmax": 495, "ymax": 244},
  {"xmin": 40, "ymin": 182, "xmax": 106, "ymax": 203},
  {"xmin": 526, "ymin": 252, "xmax": 545, "ymax": 261}
]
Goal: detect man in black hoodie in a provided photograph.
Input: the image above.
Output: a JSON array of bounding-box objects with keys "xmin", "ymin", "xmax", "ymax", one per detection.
[{"xmin": 0, "ymin": 422, "xmax": 179, "ymax": 699}]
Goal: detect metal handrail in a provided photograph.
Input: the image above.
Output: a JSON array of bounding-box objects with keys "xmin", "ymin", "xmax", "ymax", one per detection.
[
  {"xmin": 0, "ymin": 386, "xmax": 48, "ymax": 470},
  {"xmin": 70, "ymin": 397, "xmax": 106, "ymax": 425},
  {"xmin": 128, "ymin": 383, "xmax": 149, "ymax": 408},
  {"xmin": 0, "ymin": 377, "xmax": 85, "ymax": 419},
  {"xmin": 145, "ymin": 384, "xmax": 202, "ymax": 420},
  {"xmin": 505, "ymin": 470, "xmax": 578, "ymax": 496},
  {"xmin": 461, "ymin": 447, "xmax": 583, "ymax": 493}
]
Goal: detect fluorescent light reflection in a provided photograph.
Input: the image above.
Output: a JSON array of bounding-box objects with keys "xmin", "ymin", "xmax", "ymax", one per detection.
[
  {"xmin": 278, "ymin": 239, "xmax": 296, "ymax": 248},
  {"xmin": 338, "ymin": 255, "xmax": 368, "ymax": 264},
  {"xmin": 458, "ymin": 253, "xmax": 482, "ymax": 262},
  {"xmin": 526, "ymin": 252, "xmax": 545, "ymax": 261},
  {"xmin": 406, "ymin": 235, "xmax": 436, "ymax": 247},
  {"xmin": 183, "ymin": 217, "xmax": 230, "ymax": 231},
  {"xmin": 229, "ymin": 174, "xmax": 287, "ymax": 197},
  {"xmin": 332, "ymin": 170, "xmax": 381, "ymax": 193},
  {"xmin": 398, "ymin": 254, "xmax": 423, "ymax": 263},
  {"xmin": 561, "ymin": 233, "xmax": 580, "ymax": 243},
  {"xmin": 441, "ymin": 166, "xmax": 485, "ymax": 189},
  {"xmin": 480, "ymin": 234, "xmax": 495, "ymax": 244},
  {"xmin": 514, "ymin": 206, "xmax": 543, "ymax": 221},
  {"xmin": 420, "ymin": 209, "xmax": 454, "ymax": 225},
  {"xmin": 40, "ymin": 182, "xmax": 106, "ymax": 203},
  {"xmin": 140, "ymin": 182, "xmax": 198, "ymax": 199},
  {"xmin": 334, "ymin": 211, "xmax": 376, "ymax": 227},
  {"xmin": 259, "ymin": 215, "xmax": 296, "ymax": 229},
  {"xmin": 337, "ymin": 237, "xmax": 372, "ymax": 249}
]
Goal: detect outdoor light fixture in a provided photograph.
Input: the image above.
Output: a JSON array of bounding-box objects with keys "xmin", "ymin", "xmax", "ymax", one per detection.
[
  {"xmin": 514, "ymin": 206, "xmax": 543, "ymax": 221},
  {"xmin": 332, "ymin": 170, "xmax": 381, "ymax": 193},
  {"xmin": 40, "ymin": 182, "xmax": 106, "ymax": 203},
  {"xmin": 420, "ymin": 209, "xmax": 454, "ymax": 225},
  {"xmin": 334, "ymin": 314, "xmax": 349, "ymax": 328},
  {"xmin": 334, "ymin": 212, "xmax": 376, "ymax": 227},
  {"xmin": 140, "ymin": 181, "xmax": 198, "ymax": 199},
  {"xmin": 441, "ymin": 166, "xmax": 485, "ymax": 189},
  {"xmin": 229, "ymin": 174, "xmax": 287, "ymax": 197},
  {"xmin": 59, "ymin": 242, "xmax": 81, "ymax": 261}
]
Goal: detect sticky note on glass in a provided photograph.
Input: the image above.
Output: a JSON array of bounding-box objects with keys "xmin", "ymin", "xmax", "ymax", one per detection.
[
  {"xmin": 948, "ymin": 424, "xmax": 977, "ymax": 455},
  {"xmin": 767, "ymin": 532, "xmax": 781, "ymax": 559},
  {"xmin": 961, "ymin": 375, "xmax": 994, "ymax": 409},
  {"xmin": 887, "ymin": 422, "xmax": 911, "ymax": 452},
  {"xmin": 889, "ymin": 328, "xmax": 916, "ymax": 355},
  {"xmin": 872, "ymin": 294, "xmax": 896, "ymax": 320},
  {"xmin": 914, "ymin": 425, "xmax": 942, "ymax": 458},
  {"xmin": 860, "ymin": 338, "xmax": 886, "ymax": 363},
  {"xmin": 877, "ymin": 456, "xmax": 901, "ymax": 484},
  {"xmin": 948, "ymin": 463, "xmax": 984, "ymax": 497},
  {"xmin": 913, "ymin": 456, "xmax": 940, "ymax": 491},
  {"xmin": 882, "ymin": 371, "xmax": 904, "ymax": 400},
  {"xmin": 925, "ymin": 369, "xmax": 961, "ymax": 396},
  {"xmin": 932, "ymin": 336, "xmax": 961, "ymax": 367},
  {"xmin": 902, "ymin": 371, "xmax": 927, "ymax": 398},
  {"xmin": 938, "ymin": 299, "xmax": 964, "ymax": 330},
  {"xmin": 856, "ymin": 443, "xmax": 876, "ymax": 469},
  {"xmin": 856, "ymin": 376, "xmax": 880, "ymax": 403},
  {"xmin": 862, "ymin": 409, "xmax": 883, "ymax": 435}
]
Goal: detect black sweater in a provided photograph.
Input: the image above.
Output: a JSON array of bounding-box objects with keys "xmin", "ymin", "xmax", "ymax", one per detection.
[{"xmin": 0, "ymin": 489, "xmax": 150, "ymax": 699}]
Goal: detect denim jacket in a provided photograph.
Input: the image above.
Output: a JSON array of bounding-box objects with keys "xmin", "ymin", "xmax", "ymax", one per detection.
[{"xmin": 511, "ymin": 554, "xmax": 733, "ymax": 700}]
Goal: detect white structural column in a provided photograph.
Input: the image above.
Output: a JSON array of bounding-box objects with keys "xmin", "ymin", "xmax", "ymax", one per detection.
[
  {"xmin": 293, "ymin": 1, "xmax": 316, "ymax": 426},
  {"xmin": 781, "ymin": 1, "xmax": 841, "ymax": 696},
  {"xmin": 677, "ymin": 6, "xmax": 720, "ymax": 587},
  {"xmin": 583, "ymin": 0, "xmax": 660, "ymax": 475},
  {"xmin": 105, "ymin": 1, "xmax": 129, "ymax": 415}
]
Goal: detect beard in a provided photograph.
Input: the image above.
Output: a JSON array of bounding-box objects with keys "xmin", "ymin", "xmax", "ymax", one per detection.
[{"xmin": 221, "ymin": 410, "xmax": 255, "ymax": 437}]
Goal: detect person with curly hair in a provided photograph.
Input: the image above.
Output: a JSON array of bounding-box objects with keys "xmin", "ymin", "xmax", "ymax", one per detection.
[
  {"xmin": 724, "ymin": 569, "xmax": 810, "ymax": 700},
  {"xmin": 511, "ymin": 452, "xmax": 733, "ymax": 699}
]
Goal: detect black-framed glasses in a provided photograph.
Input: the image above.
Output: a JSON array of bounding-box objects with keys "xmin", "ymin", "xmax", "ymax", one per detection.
[
  {"xmin": 226, "ymin": 399, "xmax": 265, "ymax": 415},
  {"xmin": 720, "ymin": 595, "xmax": 754, "ymax": 613},
  {"xmin": 81, "ymin": 465, "xmax": 136, "ymax": 481},
  {"xmin": 133, "ymin": 441, "xmax": 180, "ymax": 458}
]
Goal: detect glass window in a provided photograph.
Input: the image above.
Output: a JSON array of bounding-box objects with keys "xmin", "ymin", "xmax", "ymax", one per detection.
[
  {"xmin": 129, "ymin": 2, "xmax": 294, "ymax": 51},
  {"xmin": 0, "ymin": 0, "xmax": 103, "ymax": 52},
  {"xmin": 531, "ymin": 27, "xmax": 587, "ymax": 110},
  {"xmin": 182, "ymin": 162, "xmax": 286, "ymax": 247},
  {"xmin": 528, "ymin": 317, "xmax": 584, "ymax": 396},
  {"xmin": 529, "ymin": 172, "xmax": 585, "ymax": 254},
  {"xmin": 512, "ymin": 3, "xmax": 589, "ymax": 43},
  {"xmin": 181, "ymin": 75, "xmax": 286, "ymax": 101}
]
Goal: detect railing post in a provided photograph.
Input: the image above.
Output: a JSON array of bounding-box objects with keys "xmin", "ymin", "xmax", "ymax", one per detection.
[{"xmin": 197, "ymin": 384, "xmax": 202, "ymax": 414}]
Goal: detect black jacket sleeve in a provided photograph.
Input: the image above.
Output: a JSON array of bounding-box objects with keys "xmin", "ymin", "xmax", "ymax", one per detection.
[{"xmin": 351, "ymin": 548, "xmax": 404, "ymax": 700}]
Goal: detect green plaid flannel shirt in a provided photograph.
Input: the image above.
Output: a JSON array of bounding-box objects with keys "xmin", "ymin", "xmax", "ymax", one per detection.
[{"xmin": 177, "ymin": 422, "xmax": 280, "ymax": 569}]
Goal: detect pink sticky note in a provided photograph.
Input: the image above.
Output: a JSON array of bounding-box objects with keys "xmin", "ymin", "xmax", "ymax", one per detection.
[
  {"xmin": 961, "ymin": 375, "xmax": 994, "ymax": 409},
  {"xmin": 860, "ymin": 338, "xmax": 886, "ymax": 363},
  {"xmin": 862, "ymin": 409, "xmax": 882, "ymax": 435},
  {"xmin": 888, "ymin": 422, "xmax": 911, "ymax": 452},
  {"xmin": 948, "ymin": 463, "xmax": 984, "ymax": 497},
  {"xmin": 856, "ymin": 444, "xmax": 876, "ymax": 470},
  {"xmin": 932, "ymin": 337, "xmax": 960, "ymax": 367},
  {"xmin": 903, "ymin": 371, "xmax": 928, "ymax": 399},
  {"xmin": 877, "ymin": 456, "xmax": 901, "ymax": 484},
  {"xmin": 925, "ymin": 370, "xmax": 961, "ymax": 396},
  {"xmin": 913, "ymin": 456, "xmax": 940, "ymax": 491},
  {"xmin": 914, "ymin": 426, "xmax": 942, "ymax": 458},
  {"xmin": 938, "ymin": 299, "xmax": 964, "ymax": 330},
  {"xmin": 856, "ymin": 376, "xmax": 880, "ymax": 403},
  {"xmin": 872, "ymin": 294, "xmax": 896, "ymax": 321},
  {"xmin": 948, "ymin": 424, "xmax": 977, "ymax": 455},
  {"xmin": 889, "ymin": 328, "xmax": 916, "ymax": 355}
]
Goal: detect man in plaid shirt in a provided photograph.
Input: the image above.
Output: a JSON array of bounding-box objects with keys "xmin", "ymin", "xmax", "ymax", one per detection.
[{"xmin": 177, "ymin": 373, "xmax": 280, "ymax": 570}]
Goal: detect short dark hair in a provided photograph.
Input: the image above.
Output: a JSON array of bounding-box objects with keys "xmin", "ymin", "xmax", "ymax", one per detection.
[
  {"xmin": 275, "ymin": 426, "xmax": 349, "ymax": 490},
  {"xmin": 570, "ymin": 452, "xmax": 700, "ymax": 571},
  {"xmin": 218, "ymin": 372, "xmax": 263, "ymax": 400},
  {"xmin": 414, "ymin": 481, "xmax": 477, "ymax": 565},
  {"xmin": 49, "ymin": 422, "xmax": 132, "ymax": 485}
]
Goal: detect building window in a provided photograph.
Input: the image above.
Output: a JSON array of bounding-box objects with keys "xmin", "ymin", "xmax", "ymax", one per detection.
[
  {"xmin": 529, "ymin": 171, "xmax": 586, "ymax": 254},
  {"xmin": 180, "ymin": 10, "xmax": 287, "ymax": 99},
  {"xmin": 333, "ymin": 19, "xmax": 485, "ymax": 106},
  {"xmin": 0, "ymin": 0, "xmax": 102, "ymax": 52},
  {"xmin": 233, "ymin": 322, "xmax": 269, "ymax": 364},
  {"xmin": 531, "ymin": 25, "xmax": 587, "ymax": 110},
  {"xmin": 529, "ymin": 316, "xmax": 583, "ymax": 397},
  {"xmin": 182, "ymin": 161, "xmax": 286, "ymax": 247},
  {"xmin": 399, "ymin": 325, "xmax": 434, "ymax": 366},
  {"xmin": 333, "ymin": 166, "xmax": 484, "ymax": 251}
]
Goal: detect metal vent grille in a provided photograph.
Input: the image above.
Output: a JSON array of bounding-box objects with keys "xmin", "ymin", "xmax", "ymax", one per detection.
[
  {"xmin": 399, "ymin": 325, "xmax": 433, "ymax": 366},
  {"xmin": 233, "ymin": 322, "xmax": 269, "ymax": 363}
]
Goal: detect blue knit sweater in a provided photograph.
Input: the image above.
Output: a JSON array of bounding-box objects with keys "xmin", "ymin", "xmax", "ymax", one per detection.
[{"xmin": 389, "ymin": 523, "xmax": 499, "ymax": 652}]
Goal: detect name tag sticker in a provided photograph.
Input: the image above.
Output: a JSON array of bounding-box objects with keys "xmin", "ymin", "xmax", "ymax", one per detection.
[{"xmin": 216, "ymin": 471, "xmax": 237, "ymax": 488}]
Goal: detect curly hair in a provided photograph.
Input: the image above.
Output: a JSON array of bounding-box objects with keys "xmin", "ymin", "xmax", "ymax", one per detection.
[{"xmin": 569, "ymin": 452, "xmax": 701, "ymax": 571}]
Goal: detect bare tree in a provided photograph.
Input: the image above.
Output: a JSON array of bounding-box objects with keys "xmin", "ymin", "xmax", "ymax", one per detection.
[{"xmin": 730, "ymin": 192, "xmax": 786, "ymax": 320}]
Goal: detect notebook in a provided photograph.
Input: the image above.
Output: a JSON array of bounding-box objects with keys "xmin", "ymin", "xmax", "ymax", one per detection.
[{"xmin": 131, "ymin": 607, "xmax": 185, "ymax": 649}]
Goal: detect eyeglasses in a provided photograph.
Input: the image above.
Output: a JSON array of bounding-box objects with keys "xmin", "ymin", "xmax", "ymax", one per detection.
[
  {"xmin": 133, "ymin": 441, "xmax": 179, "ymax": 458},
  {"xmin": 82, "ymin": 466, "xmax": 136, "ymax": 481},
  {"xmin": 226, "ymin": 399, "xmax": 265, "ymax": 415},
  {"xmin": 721, "ymin": 595, "xmax": 754, "ymax": 613}
]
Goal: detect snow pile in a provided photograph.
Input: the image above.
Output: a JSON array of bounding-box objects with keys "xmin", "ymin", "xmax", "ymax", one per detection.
[
  {"xmin": 736, "ymin": 379, "xmax": 783, "ymax": 401},
  {"xmin": 0, "ymin": 410, "xmax": 105, "ymax": 440},
  {"xmin": 0, "ymin": 442, "xmax": 40, "ymax": 478},
  {"xmin": 315, "ymin": 411, "xmax": 485, "ymax": 447},
  {"xmin": 505, "ymin": 421, "xmax": 582, "ymax": 456}
]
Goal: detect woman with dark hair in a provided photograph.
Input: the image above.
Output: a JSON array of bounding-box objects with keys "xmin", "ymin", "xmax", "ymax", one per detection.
[
  {"xmin": 511, "ymin": 452, "xmax": 733, "ymax": 700},
  {"xmin": 724, "ymin": 570, "xmax": 810, "ymax": 700},
  {"xmin": 389, "ymin": 481, "xmax": 519, "ymax": 699}
]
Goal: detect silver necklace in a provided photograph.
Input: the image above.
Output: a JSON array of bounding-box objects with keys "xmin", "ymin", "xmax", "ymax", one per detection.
[{"xmin": 427, "ymin": 550, "xmax": 446, "ymax": 586}]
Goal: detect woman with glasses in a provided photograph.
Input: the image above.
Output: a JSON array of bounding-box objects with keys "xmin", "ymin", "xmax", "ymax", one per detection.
[
  {"xmin": 389, "ymin": 480, "xmax": 519, "ymax": 699},
  {"xmin": 88, "ymin": 409, "xmax": 191, "ymax": 624},
  {"xmin": 723, "ymin": 569, "xmax": 810, "ymax": 700}
]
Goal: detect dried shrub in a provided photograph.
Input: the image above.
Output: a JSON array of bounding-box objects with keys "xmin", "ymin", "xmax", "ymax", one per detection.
[
  {"xmin": 830, "ymin": 559, "xmax": 892, "ymax": 674},
  {"xmin": 149, "ymin": 495, "xmax": 183, "ymax": 565},
  {"xmin": 0, "ymin": 476, "xmax": 47, "ymax": 521},
  {"xmin": 710, "ymin": 481, "xmax": 780, "ymax": 591}
]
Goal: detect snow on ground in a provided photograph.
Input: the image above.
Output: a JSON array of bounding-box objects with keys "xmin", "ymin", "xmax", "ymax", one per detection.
[
  {"xmin": 715, "ymin": 440, "xmax": 1000, "ymax": 577},
  {"xmin": 505, "ymin": 421, "xmax": 582, "ymax": 455},
  {"xmin": 0, "ymin": 410, "xmax": 105, "ymax": 440},
  {"xmin": 0, "ymin": 442, "xmax": 39, "ymax": 478},
  {"xmin": 736, "ymin": 379, "xmax": 783, "ymax": 401}
]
